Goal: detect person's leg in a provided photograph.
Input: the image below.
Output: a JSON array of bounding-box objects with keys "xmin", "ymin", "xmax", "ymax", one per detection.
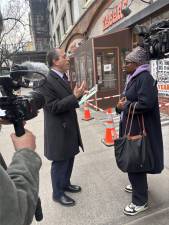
[
  {"xmin": 51, "ymin": 160, "xmax": 76, "ymax": 206},
  {"xmin": 51, "ymin": 160, "xmax": 69, "ymax": 199},
  {"xmin": 64, "ymin": 157, "xmax": 82, "ymax": 193},
  {"xmin": 128, "ymin": 173, "xmax": 148, "ymax": 206},
  {"xmin": 123, "ymin": 173, "xmax": 148, "ymax": 215},
  {"xmin": 65, "ymin": 157, "xmax": 74, "ymax": 187}
]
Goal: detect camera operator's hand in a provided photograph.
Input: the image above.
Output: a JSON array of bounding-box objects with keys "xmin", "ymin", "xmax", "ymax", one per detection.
[
  {"xmin": 11, "ymin": 129, "xmax": 36, "ymax": 151},
  {"xmin": 73, "ymin": 81, "xmax": 86, "ymax": 99}
]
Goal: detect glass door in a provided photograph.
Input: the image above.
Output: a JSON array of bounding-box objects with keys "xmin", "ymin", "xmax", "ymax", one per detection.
[{"xmin": 95, "ymin": 48, "xmax": 119, "ymax": 93}]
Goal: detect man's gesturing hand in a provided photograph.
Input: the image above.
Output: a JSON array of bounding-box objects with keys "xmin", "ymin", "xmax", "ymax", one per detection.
[{"xmin": 73, "ymin": 81, "xmax": 86, "ymax": 99}]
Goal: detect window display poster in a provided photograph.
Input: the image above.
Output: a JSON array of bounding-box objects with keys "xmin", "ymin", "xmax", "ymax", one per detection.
[{"xmin": 104, "ymin": 64, "xmax": 112, "ymax": 72}]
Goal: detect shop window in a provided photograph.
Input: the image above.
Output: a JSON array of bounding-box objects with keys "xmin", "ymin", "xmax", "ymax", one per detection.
[
  {"xmin": 74, "ymin": 57, "xmax": 81, "ymax": 84},
  {"xmin": 68, "ymin": 57, "xmax": 77, "ymax": 90},
  {"xmin": 71, "ymin": 39, "xmax": 93, "ymax": 90},
  {"xmin": 96, "ymin": 56, "xmax": 102, "ymax": 84},
  {"xmin": 86, "ymin": 52, "xmax": 94, "ymax": 89},
  {"xmin": 120, "ymin": 48, "xmax": 130, "ymax": 87},
  {"xmin": 78, "ymin": 55, "xmax": 86, "ymax": 84}
]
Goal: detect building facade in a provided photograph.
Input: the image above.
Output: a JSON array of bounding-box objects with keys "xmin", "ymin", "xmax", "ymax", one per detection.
[
  {"xmin": 48, "ymin": 0, "xmax": 169, "ymax": 111},
  {"xmin": 48, "ymin": 0, "xmax": 95, "ymax": 48},
  {"xmin": 29, "ymin": 0, "xmax": 50, "ymax": 52}
]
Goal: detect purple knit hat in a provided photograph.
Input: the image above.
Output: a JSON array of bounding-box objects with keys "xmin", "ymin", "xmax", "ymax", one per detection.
[{"xmin": 125, "ymin": 46, "xmax": 148, "ymax": 65}]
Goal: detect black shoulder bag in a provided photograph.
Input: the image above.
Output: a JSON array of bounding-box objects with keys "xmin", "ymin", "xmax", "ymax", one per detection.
[{"xmin": 114, "ymin": 103, "xmax": 154, "ymax": 173}]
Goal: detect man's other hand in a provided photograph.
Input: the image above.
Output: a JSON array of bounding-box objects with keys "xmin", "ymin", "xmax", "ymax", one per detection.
[{"xmin": 11, "ymin": 129, "xmax": 36, "ymax": 151}]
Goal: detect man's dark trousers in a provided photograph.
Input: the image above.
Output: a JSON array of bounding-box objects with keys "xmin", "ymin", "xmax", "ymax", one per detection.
[{"xmin": 51, "ymin": 157, "xmax": 74, "ymax": 199}]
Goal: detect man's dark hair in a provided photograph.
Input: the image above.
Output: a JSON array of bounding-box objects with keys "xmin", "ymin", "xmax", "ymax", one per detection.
[
  {"xmin": 0, "ymin": 11, "xmax": 3, "ymax": 35},
  {"xmin": 47, "ymin": 48, "xmax": 60, "ymax": 67}
]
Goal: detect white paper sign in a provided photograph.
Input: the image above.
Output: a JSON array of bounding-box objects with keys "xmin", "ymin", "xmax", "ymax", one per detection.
[
  {"xmin": 79, "ymin": 85, "xmax": 97, "ymax": 106},
  {"xmin": 104, "ymin": 64, "xmax": 112, "ymax": 72}
]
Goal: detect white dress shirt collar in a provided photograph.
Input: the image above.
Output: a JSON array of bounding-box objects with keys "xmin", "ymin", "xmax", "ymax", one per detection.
[{"xmin": 51, "ymin": 68, "xmax": 64, "ymax": 79}]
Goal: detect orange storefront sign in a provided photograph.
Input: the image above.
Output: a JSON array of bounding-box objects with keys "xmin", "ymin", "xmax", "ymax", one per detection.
[
  {"xmin": 158, "ymin": 84, "xmax": 169, "ymax": 93},
  {"xmin": 103, "ymin": 0, "xmax": 128, "ymax": 31}
]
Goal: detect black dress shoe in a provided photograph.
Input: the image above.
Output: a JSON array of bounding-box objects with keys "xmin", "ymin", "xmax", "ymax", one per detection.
[
  {"xmin": 53, "ymin": 193, "xmax": 75, "ymax": 206},
  {"xmin": 64, "ymin": 184, "xmax": 82, "ymax": 193}
]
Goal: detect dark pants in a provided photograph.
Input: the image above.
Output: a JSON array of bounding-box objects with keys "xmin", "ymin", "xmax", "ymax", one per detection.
[
  {"xmin": 51, "ymin": 157, "xmax": 74, "ymax": 199},
  {"xmin": 128, "ymin": 173, "xmax": 148, "ymax": 206}
]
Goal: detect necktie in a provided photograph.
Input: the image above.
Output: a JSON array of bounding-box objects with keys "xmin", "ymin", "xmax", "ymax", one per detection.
[{"xmin": 63, "ymin": 73, "xmax": 68, "ymax": 82}]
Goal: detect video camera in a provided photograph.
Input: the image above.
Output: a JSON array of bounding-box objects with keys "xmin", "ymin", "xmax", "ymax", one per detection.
[
  {"xmin": 134, "ymin": 19, "xmax": 169, "ymax": 60},
  {"xmin": 0, "ymin": 64, "xmax": 45, "ymax": 137},
  {"xmin": 0, "ymin": 10, "xmax": 44, "ymax": 222},
  {"xmin": 0, "ymin": 64, "xmax": 46, "ymax": 222}
]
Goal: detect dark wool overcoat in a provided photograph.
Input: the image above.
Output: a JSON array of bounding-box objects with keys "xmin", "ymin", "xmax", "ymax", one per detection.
[
  {"xmin": 119, "ymin": 71, "xmax": 164, "ymax": 174},
  {"xmin": 39, "ymin": 70, "xmax": 83, "ymax": 161}
]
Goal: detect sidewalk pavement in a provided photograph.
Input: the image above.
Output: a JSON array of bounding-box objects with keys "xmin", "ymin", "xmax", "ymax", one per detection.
[{"xmin": 1, "ymin": 107, "xmax": 169, "ymax": 225}]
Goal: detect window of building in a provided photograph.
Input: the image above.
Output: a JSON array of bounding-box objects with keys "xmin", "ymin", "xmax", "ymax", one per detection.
[
  {"xmin": 54, "ymin": 0, "xmax": 58, "ymax": 16},
  {"xmin": 57, "ymin": 26, "xmax": 61, "ymax": 44},
  {"xmin": 51, "ymin": 7, "xmax": 54, "ymax": 24},
  {"xmin": 62, "ymin": 12, "xmax": 68, "ymax": 34}
]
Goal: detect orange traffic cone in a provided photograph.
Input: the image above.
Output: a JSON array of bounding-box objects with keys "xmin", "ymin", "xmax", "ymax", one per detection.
[
  {"xmin": 102, "ymin": 123, "xmax": 115, "ymax": 146},
  {"xmin": 102, "ymin": 108, "xmax": 118, "ymax": 146},
  {"xmin": 82, "ymin": 103, "xmax": 93, "ymax": 121}
]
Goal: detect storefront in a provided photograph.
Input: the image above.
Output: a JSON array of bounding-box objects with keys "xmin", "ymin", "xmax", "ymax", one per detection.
[
  {"xmin": 63, "ymin": 0, "xmax": 169, "ymax": 110},
  {"xmin": 69, "ymin": 29, "xmax": 132, "ymax": 109}
]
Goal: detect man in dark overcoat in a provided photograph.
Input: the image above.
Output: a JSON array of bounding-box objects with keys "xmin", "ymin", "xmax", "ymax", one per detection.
[
  {"xmin": 116, "ymin": 46, "xmax": 164, "ymax": 216},
  {"xmin": 39, "ymin": 48, "xmax": 86, "ymax": 206}
]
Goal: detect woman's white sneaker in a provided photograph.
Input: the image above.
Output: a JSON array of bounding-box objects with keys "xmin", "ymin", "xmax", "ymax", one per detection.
[
  {"xmin": 124, "ymin": 184, "xmax": 132, "ymax": 193},
  {"xmin": 123, "ymin": 202, "xmax": 148, "ymax": 216}
]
